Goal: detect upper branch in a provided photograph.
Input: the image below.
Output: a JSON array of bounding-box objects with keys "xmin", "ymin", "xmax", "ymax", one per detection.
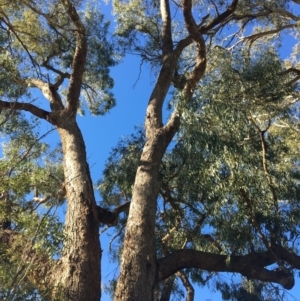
[
  {"xmin": 200, "ymin": 0, "xmax": 239, "ymax": 33},
  {"xmin": 243, "ymin": 24, "xmax": 297, "ymax": 45},
  {"xmin": 41, "ymin": 60, "xmax": 71, "ymax": 89},
  {"xmin": 174, "ymin": 0, "xmax": 239, "ymax": 54},
  {"xmin": 160, "ymin": 0, "xmax": 173, "ymax": 56},
  {"xmin": 60, "ymin": 0, "xmax": 87, "ymax": 115},
  {"xmin": 181, "ymin": 0, "xmax": 206, "ymax": 99},
  {"xmin": 157, "ymin": 249, "xmax": 295, "ymax": 289}
]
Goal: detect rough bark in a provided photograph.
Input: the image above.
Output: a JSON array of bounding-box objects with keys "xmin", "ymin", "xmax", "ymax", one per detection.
[
  {"xmin": 51, "ymin": 117, "xmax": 100, "ymax": 301},
  {"xmin": 113, "ymin": 126, "xmax": 178, "ymax": 301}
]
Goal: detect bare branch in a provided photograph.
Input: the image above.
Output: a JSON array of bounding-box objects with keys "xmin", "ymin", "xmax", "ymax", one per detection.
[
  {"xmin": 182, "ymin": 0, "xmax": 206, "ymax": 98},
  {"xmin": 281, "ymin": 67, "xmax": 300, "ymax": 76},
  {"xmin": 174, "ymin": 0, "xmax": 239, "ymax": 54},
  {"xmin": 263, "ymin": 6, "xmax": 299, "ymax": 21},
  {"xmin": 41, "ymin": 61, "xmax": 71, "ymax": 89},
  {"xmin": 232, "ymin": 10, "xmax": 277, "ymax": 21}
]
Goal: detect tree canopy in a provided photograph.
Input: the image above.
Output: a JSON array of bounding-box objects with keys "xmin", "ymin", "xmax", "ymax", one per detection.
[{"xmin": 0, "ymin": 0, "xmax": 300, "ymax": 301}]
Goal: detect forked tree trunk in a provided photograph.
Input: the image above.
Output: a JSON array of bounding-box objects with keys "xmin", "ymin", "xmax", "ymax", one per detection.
[{"xmin": 53, "ymin": 117, "xmax": 101, "ymax": 301}]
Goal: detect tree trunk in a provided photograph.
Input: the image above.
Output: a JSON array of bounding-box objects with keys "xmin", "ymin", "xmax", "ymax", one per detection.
[
  {"xmin": 114, "ymin": 128, "xmax": 175, "ymax": 301},
  {"xmin": 53, "ymin": 117, "xmax": 101, "ymax": 301}
]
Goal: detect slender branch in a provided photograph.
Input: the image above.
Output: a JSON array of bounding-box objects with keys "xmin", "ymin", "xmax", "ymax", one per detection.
[
  {"xmin": 263, "ymin": 6, "xmax": 299, "ymax": 21},
  {"xmin": 243, "ymin": 24, "xmax": 297, "ymax": 44},
  {"xmin": 281, "ymin": 67, "xmax": 300, "ymax": 76},
  {"xmin": 108, "ymin": 223, "xmax": 126, "ymax": 251},
  {"xmin": 176, "ymin": 271, "xmax": 194, "ymax": 301},
  {"xmin": 41, "ymin": 61, "xmax": 71, "ymax": 89},
  {"xmin": 210, "ymin": 0, "xmax": 220, "ymax": 16},
  {"xmin": 232, "ymin": 10, "xmax": 277, "ymax": 21}
]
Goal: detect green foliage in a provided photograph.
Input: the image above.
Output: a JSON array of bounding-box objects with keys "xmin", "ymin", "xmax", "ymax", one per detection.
[
  {"xmin": 0, "ymin": 112, "xmax": 64, "ymax": 299},
  {"xmin": 0, "ymin": 0, "xmax": 116, "ymax": 114}
]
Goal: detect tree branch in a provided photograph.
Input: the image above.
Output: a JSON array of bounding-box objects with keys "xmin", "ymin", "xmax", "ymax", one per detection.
[
  {"xmin": 96, "ymin": 201, "xmax": 130, "ymax": 226},
  {"xmin": 174, "ymin": 0, "xmax": 239, "ymax": 54},
  {"xmin": 271, "ymin": 244, "xmax": 300, "ymax": 269},
  {"xmin": 157, "ymin": 249, "xmax": 295, "ymax": 289},
  {"xmin": 176, "ymin": 271, "xmax": 194, "ymax": 301},
  {"xmin": 28, "ymin": 78, "xmax": 64, "ymax": 111},
  {"xmin": 41, "ymin": 61, "xmax": 71, "ymax": 89},
  {"xmin": 243, "ymin": 24, "xmax": 297, "ymax": 44},
  {"xmin": 182, "ymin": 0, "xmax": 206, "ymax": 99},
  {"xmin": 60, "ymin": 0, "xmax": 87, "ymax": 114},
  {"xmin": 263, "ymin": 6, "xmax": 299, "ymax": 21},
  {"xmin": 0, "ymin": 100, "xmax": 50, "ymax": 121},
  {"xmin": 160, "ymin": 0, "xmax": 173, "ymax": 55},
  {"xmin": 200, "ymin": 0, "xmax": 239, "ymax": 33}
]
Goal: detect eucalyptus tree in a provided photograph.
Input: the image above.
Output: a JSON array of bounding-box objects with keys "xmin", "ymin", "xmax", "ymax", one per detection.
[
  {"xmin": 1, "ymin": 1, "xmax": 300, "ymax": 301},
  {"xmin": 0, "ymin": 1, "xmax": 116, "ymax": 300}
]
